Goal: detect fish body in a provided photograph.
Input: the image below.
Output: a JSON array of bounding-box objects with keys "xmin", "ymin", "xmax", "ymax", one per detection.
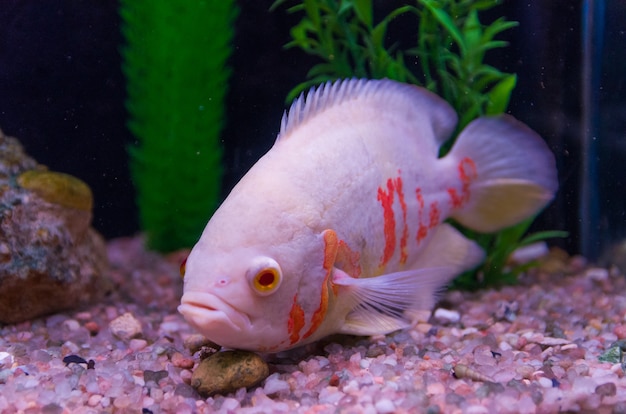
[{"xmin": 179, "ymin": 79, "xmax": 557, "ymax": 352}]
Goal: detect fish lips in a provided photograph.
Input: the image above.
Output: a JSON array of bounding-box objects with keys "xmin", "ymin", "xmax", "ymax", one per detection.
[{"xmin": 178, "ymin": 291, "xmax": 251, "ymax": 338}]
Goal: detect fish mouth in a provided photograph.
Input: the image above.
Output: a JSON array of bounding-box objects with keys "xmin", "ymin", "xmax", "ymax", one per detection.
[{"xmin": 178, "ymin": 291, "xmax": 251, "ymax": 334}]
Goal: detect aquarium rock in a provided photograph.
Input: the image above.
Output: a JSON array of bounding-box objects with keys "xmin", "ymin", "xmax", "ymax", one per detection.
[
  {"xmin": 0, "ymin": 129, "xmax": 110, "ymax": 323},
  {"xmin": 191, "ymin": 350, "xmax": 270, "ymax": 396}
]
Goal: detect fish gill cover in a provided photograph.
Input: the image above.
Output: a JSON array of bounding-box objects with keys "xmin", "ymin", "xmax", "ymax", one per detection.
[{"xmin": 120, "ymin": 0, "xmax": 238, "ymax": 252}]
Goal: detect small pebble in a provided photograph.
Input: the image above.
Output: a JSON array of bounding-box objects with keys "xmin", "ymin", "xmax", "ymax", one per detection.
[
  {"xmin": 144, "ymin": 370, "xmax": 169, "ymax": 385},
  {"xmin": 100, "ymin": 397, "xmax": 111, "ymax": 408},
  {"xmin": 263, "ymin": 374, "xmax": 290, "ymax": 395},
  {"xmin": 595, "ymin": 382, "xmax": 617, "ymax": 398},
  {"xmin": 74, "ymin": 311, "xmax": 92, "ymax": 321},
  {"xmin": 180, "ymin": 369, "xmax": 193, "ymax": 383},
  {"xmin": 0, "ymin": 352, "xmax": 14, "ymax": 368},
  {"xmin": 129, "ymin": 338, "xmax": 148, "ymax": 352},
  {"xmin": 113, "ymin": 395, "xmax": 132, "ymax": 409},
  {"xmin": 433, "ymin": 308, "xmax": 461, "ymax": 323},
  {"xmin": 614, "ymin": 325, "xmax": 626, "ymax": 340},
  {"xmin": 191, "ymin": 350, "xmax": 269, "ymax": 397},
  {"xmin": 87, "ymin": 394, "xmax": 102, "ymax": 407},
  {"xmin": 184, "ymin": 334, "xmax": 219, "ymax": 354},
  {"xmin": 374, "ymin": 398, "xmax": 396, "ymax": 413},
  {"xmin": 16, "ymin": 331, "xmax": 33, "ymax": 342},
  {"xmin": 426, "ymin": 382, "xmax": 445, "ymax": 395},
  {"xmin": 171, "ymin": 352, "xmax": 195, "ymax": 369},
  {"xmin": 84, "ymin": 321, "xmax": 100, "ymax": 336},
  {"xmin": 585, "ymin": 267, "xmax": 609, "ymax": 280},
  {"xmin": 174, "ymin": 383, "xmax": 198, "ymax": 398},
  {"xmin": 63, "ymin": 319, "xmax": 80, "ymax": 331},
  {"xmin": 61, "ymin": 341, "xmax": 80, "ymax": 354},
  {"xmin": 221, "ymin": 398, "xmax": 240, "ymax": 411},
  {"xmin": 109, "ymin": 312, "xmax": 143, "ymax": 341},
  {"xmin": 537, "ymin": 377, "xmax": 553, "ymax": 388},
  {"xmin": 539, "ymin": 337, "xmax": 571, "ymax": 346},
  {"xmin": 465, "ymin": 405, "xmax": 489, "ymax": 414}
]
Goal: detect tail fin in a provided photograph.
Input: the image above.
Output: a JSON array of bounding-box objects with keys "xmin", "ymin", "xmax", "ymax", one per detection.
[{"xmin": 447, "ymin": 115, "xmax": 558, "ymax": 233}]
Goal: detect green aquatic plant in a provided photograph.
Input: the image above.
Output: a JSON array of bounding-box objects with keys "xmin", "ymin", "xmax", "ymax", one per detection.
[
  {"xmin": 271, "ymin": 0, "xmax": 517, "ymax": 128},
  {"xmin": 120, "ymin": 0, "xmax": 237, "ymax": 252},
  {"xmin": 272, "ymin": 0, "xmax": 565, "ymax": 288}
]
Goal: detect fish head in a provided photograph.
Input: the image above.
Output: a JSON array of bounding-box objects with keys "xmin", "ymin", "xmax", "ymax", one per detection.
[
  {"xmin": 179, "ymin": 245, "xmax": 290, "ymax": 351},
  {"xmin": 178, "ymin": 230, "xmax": 335, "ymax": 352}
]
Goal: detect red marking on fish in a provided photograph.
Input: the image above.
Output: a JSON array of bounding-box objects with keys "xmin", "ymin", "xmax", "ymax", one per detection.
[
  {"xmin": 448, "ymin": 157, "xmax": 477, "ymax": 209},
  {"xmin": 428, "ymin": 201, "xmax": 440, "ymax": 228},
  {"xmin": 416, "ymin": 188, "xmax": 428, "ymax": 244},
  {"xmin": 394, "ymin": 176, "xmax": 409, "ymax": 264},
  {"xmin": 459, "ymin": 157, "xmax": 477, "ymax": 184},
  {"xmin": 377, "ymin": 179, "xmax": 396, "ymax": 266},
  {"xmin": 287, "ymin": 294, "xmax": 305, "ymax": 345},
  {"xmin": 417, "ymin": 224, "xmax": 428, "ymax": 243},
  {"xmin": 415, "ymin": 187, "xmax": 425, "ymax": 210},
  {"xmin": 447, "ymin": 188, "xmax": 463, "ymax": 208}
]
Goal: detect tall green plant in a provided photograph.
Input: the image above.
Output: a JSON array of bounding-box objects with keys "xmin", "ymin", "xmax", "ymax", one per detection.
[
  {"xmin": 120, "ymin": 0, "xmax": 237, "ymax": 252},
  {"xmin": 272, "ymin": 0, "xmax": 566, "ymax": 288}
]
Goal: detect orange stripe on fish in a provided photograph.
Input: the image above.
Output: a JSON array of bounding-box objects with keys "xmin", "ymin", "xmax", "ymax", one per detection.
[
  {"xmin": 303, "ymin": 230, "xmax": 337, "ymax": 339},
  {"xmin": 336, "ymin": 239, "xmax": 361, "ymax": 278},
  {"xmin": 377, "ymin": 178, "xmax": 396, "ymax": 266},
  {"xmin": 447, "ymin": 187, "xmax": 463, "ymax": 208},
  {"xmin": 394, "ymin": 175, "xmax": 409, "ymax": 264},
  {"xmin": 448, "ymin": 157, "xmax": 477, "ymax": 209},
  {"xmin": 428, "ymin": 201, "xmax": 440, "ymax": 228},
  {"xmin": 321, "ymin": 229, "xmax": 338, "ymax": 271},
  {"xmin": 416, "ymin": 188, "xmax": 428, "ymax": 244},
  {"xmin": 459, "ymin": 157, "xmax": 477, "ymax": 183},
  {"xmin": 287, "ymin": 294, "xmax": 305, "ymax": 345}
]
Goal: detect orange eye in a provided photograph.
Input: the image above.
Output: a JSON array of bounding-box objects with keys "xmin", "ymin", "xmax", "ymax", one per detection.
[
  {"xmin": 248, "ymin": 257, "xmax": 283, "ymax": 296},
  {"xmin": 180, "ymin": 257, "xmax": 187, "ymax": 278},
  {"xmin": 253, "ymin": 268, "xmax": 280, "ymax": 293}
]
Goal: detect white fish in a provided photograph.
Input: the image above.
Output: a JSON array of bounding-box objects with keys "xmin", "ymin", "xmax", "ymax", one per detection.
[{"xmin": 179, "ymin": 79, "xmax": 557, "ymax": 352}]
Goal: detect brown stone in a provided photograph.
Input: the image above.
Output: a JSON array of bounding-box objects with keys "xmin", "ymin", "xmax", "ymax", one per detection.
[
  {"xmin": 191, "ymin": 350, "xmax": 269, "ymax": 396},
  {"xmin": 0, "ymin": 129, "xmax": 111, "ymax": 324}
]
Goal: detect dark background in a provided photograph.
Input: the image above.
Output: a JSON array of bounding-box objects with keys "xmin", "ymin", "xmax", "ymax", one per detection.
[{"xmin": 0, "ymin": 1, "xmax": 599, "ymax": 254}]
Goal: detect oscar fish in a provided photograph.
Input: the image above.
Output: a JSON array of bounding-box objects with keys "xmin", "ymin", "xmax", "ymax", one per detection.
[{"xmin": 178, "ymin": 78, "xmax": 557, "ymax": 352}]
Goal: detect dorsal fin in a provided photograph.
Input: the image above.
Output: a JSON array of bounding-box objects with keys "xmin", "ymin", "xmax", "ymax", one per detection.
[{"xmin": 275, "ymin": 78, "xmax": 458, "ymax": 147}]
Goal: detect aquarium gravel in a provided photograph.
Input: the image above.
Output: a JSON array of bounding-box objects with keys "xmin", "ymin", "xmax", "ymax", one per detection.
[{"xmin": 1, "ymin": 236, "xmax": 625, "ymax": 413}]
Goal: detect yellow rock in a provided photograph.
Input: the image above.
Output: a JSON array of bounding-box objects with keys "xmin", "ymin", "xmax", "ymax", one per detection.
[
  {"xmin": 191, "ymin": 350, "xmax": 269, "ymax": 396},
  {"xmin": 17, "ymin": 170, "xmax": 93, "ymax": 211}
]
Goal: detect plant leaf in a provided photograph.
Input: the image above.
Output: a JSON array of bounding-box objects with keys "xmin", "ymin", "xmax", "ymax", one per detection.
[
  {"xmin": 486, "ymin": 73, "xmax": 516, "ymax": 114},
  {"xmin": 420, "ymin": 0, "xmax": 466, "ymax": 54},
  {"xmin": 519, "ymin": 230, "xmax": 569, "ymax": 246},
  {"xmin": 353, "ymin": 0, "xmax": 373, "ymax": 28},
  {"xmin": 303, "ymin": 0, "xmax": 321, "ymax": 29}
]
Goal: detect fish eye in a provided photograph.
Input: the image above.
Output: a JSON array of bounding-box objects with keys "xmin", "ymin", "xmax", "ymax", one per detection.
[
  {"xmin": 248, "ymin": 257, "xmax": 282, "ymax": 296},
  {"xmin": 180, "ymin": 257, "xmax": 187, "ymax": 279}
]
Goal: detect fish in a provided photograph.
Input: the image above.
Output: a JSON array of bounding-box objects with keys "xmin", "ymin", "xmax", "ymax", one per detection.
[{"xmin": 178, "ymin": 78, "xmax": 557, "ymax": 352}]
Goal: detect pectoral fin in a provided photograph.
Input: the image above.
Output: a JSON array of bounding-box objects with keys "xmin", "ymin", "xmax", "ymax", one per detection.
[
  {"xmin": 333, "ymin": 223, "xmax": 484, "ymax": 337},
  {"xmin": 333, "ymin": 266, "xmax": 457, "ymax": 336}
]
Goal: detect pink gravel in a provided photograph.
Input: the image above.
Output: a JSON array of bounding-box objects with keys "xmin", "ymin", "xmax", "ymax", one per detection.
[{"xmin": 1, "ymin": 236, "xmax": 625, "ymax": 413}]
